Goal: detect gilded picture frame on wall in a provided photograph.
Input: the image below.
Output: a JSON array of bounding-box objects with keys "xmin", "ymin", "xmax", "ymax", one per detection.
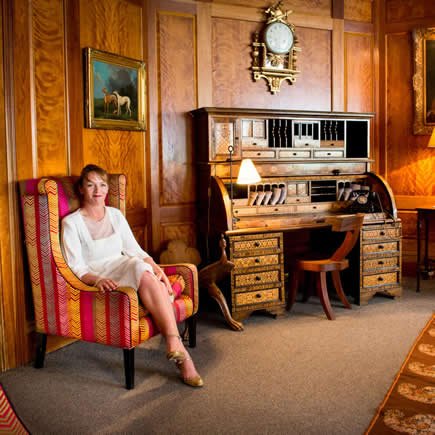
[
  {"xmin": 413, "ymin": 27, "xmax": 435, "ymax": 135},
  {"xmin": 84, "ymin": 48, "xmax": 146, "ymax": 130}
]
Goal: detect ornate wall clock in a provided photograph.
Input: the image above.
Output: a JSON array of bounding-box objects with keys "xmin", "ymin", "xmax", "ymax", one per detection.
[{"xmin": 251, "ymin": 1, "xmax": 301, "ymax": 94}]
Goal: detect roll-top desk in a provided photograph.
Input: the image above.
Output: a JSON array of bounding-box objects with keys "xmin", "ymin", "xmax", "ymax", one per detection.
[{"xmin": 192, "ymin": 107, "xmax": 402, "ymax": 330}]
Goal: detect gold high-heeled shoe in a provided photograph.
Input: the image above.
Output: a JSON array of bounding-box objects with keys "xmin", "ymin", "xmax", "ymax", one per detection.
[
  {"xmin": 165, "ymin": 334, "xmax": 186, "ymax": 363},
  {"xmin": 176, "ymin": 358, "xmax": 204, "ymax": 388},
  {"xmin": 166, "ymin": 350, "xmax": 185, "ymax": 363}
]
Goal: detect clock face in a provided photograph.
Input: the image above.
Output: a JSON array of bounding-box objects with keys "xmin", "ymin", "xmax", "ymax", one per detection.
[{"xmin": 264, "ymin": 22, "xmax": 294, "ymax": 54}]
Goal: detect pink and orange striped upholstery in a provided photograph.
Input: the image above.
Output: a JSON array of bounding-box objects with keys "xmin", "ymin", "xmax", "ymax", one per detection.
[{"xmin": 19, "ymin": 174, "xmax": 198, "ymax": 388}]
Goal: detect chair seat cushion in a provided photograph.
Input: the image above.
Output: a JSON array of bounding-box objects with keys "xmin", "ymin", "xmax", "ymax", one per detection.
[{"xmin": 298, "ymin": 258, "xmax": 349, "ymax": 272}]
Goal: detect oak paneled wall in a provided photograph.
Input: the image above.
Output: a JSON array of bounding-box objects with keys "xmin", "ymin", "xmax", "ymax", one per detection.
[
  {"xmin": 380, "ymin": 0, "xmax": 435, "ymax": 273},
  {"xmin": 33, "ymin": 0, "xmax": 68, "ymax": 176},
  {"xmin": 344, "ymin": 32, "xmax": 374, "ymax": 113},
  {"xmin": 211, "ymin": 20, "xmax": 331, "ymax": 110}
]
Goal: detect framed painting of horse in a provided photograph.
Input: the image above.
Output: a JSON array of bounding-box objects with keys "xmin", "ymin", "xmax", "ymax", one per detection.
[
  {"xmin": 84, "ymin": 48, "xmax": 146, "ymax": 130},
  {"xmin": 413, "ymin": 28, "xmax": 435, "ymax": 135}
]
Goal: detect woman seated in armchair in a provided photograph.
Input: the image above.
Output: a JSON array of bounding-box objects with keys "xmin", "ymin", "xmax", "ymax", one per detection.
[{"xmin": 61, "ymin": 164, "xmax": 203, "ymax": 388}]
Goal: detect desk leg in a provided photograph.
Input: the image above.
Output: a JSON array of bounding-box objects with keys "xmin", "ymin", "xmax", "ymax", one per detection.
[
  {"xmin": 417, "ymin": 211, "xmax": 421, "ymax": 292},
  {"xmin": 207, "ymin": 283, "xmax": 244, "ymax": 331}
]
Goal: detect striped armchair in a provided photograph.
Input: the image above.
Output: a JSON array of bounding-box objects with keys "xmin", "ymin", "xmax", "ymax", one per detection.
[{"xmin": 19, "ymin": 174, "xmax": 198, "ymax": 389}]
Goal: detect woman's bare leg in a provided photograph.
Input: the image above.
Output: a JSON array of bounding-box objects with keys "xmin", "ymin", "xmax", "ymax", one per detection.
[{"xmin": 137, "ymin": 272, "xmax": 200, "ymax": 381}]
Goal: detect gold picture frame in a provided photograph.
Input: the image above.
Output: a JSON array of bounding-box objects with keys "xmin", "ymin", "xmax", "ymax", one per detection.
[
  {"xmin": 84, "ymin": 47, "xmax": 146, "ymax": 130},
  {"xmin": 413, "ymin": 27, "xmax": 435, "ymax": 135}
]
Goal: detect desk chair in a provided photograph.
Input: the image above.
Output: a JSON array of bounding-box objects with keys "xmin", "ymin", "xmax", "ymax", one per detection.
[
  {"xmin": 286, "ymin": 214, "xmax": 364, "ymax": 320},
  {"xmin": 19, "ymin": 175, "xmax": 198, "ymax": 389}
]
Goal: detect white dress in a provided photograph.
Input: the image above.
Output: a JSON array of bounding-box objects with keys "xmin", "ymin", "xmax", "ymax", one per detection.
[{"xmin": 61, "ymin": 207, "xmax": 153, "ymax": 290}]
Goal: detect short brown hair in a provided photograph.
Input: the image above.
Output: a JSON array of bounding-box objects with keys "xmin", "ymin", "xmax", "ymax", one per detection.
[{"xmin": 77, "ymin": 164, "xmax": 108, "ymax": 192}]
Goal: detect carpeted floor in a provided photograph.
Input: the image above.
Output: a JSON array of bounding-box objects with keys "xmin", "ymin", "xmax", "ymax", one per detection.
[{"xmin": 0, "ymin": 276, "xmax": 434, "ymax": 434}]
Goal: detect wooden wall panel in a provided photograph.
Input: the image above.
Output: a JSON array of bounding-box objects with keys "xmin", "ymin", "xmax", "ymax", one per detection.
[
  {"xmin": 209, "ymin": 0, "xmax": 331, "ymax": 17},
  {"xmin": 344, "ymin": 0, "xmax": 372, "ymax": 23},
  {"xmin": 13, "ymin": 0, "xmax": 35, "ymax": 179},
  {"xmin": 344, "ymin": 32, "xmax": 374, "ymax": 113},
  {"xmin": 386, "ymin": 0, "xmax": 435, "ymax": 24},
  {"xmin": 212, "ymin": 18, "xmax": 331, "ymax": 111},
  {"xmin": 33, "ymin": 0, "xmax": 68, "ymax": 176},
  {"xmin": 380, "ymin": 0, "xmax": 435, "ymax": 274},
  {"xmin": 157, "ymin": 12, "xmax": 196, "ymax": 205},
  {"xmin": 385, "ymin": 32, "xmax": 420, "ymax": 195}
]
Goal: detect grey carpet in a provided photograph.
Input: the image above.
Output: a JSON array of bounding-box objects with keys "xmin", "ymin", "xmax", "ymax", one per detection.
[{"xmin": 1, "ymin": 276, "xmax": 434, "ymax": 434}]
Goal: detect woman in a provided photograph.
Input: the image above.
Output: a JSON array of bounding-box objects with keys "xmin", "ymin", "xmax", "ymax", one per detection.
[{"xmin": 61, "ymin": 164, "xmax": 203, "ymax": 387}]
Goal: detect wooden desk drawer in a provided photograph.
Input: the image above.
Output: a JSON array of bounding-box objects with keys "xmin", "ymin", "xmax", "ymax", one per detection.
[
  {"xmin": 233, "ymin": 206, "xmax": 257, "ymax": 217},
  {"xmin": 286, "ymin": 196, "xmax": 311, "ymax": 204},
  {"xmin": 362, "ymin": 226, "xmax": 401, "ymax": 241},
  {"xmin": 362, "ymin": 241, "xmax": 399, "ymax": 255},
  {"xmin": 363, "ymin": 256, "xmax": 399, "ymax": 272},
  {"xmin": 279, "ymin": 150, "xmax": 311, "ymax": 159},
  {"xmin": 233, "ymin": 254, "xmax": 280, "ymax": 270},
  {"xmin": 234, "ymin": 288, "xmax": 281, "ymax": 307},
  {"xmin": 313, "ymin": 150, "xmax": 345, "ymax": 158},
  {"xmin": 234, "ymin": 269, "xmax": 281, "ymax": 288},
  {"xmin": 320, "ymin": 140, "xmax": 344, "ymax": 148},
  {"xmin": 243, "ymin": 150, "xmax": 276, "ymax": 159},
  {"xmin": 231, "ymin": 233, "xmax": 282, "ymax": 255},
  {"xmin": 362, "ymin": 271, "xmax": 400, "ymax": 288}
]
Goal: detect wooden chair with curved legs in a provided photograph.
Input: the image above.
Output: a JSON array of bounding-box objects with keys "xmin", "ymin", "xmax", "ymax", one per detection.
[{"xmin": 286, "ymin": 213, "xmax": 364, "ymax": 320}]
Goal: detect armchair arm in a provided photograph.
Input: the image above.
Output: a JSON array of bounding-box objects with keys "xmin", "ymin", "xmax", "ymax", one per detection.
[{"xmin": 161, "ymin": 263, "xmax": 199, "ymax": 315}]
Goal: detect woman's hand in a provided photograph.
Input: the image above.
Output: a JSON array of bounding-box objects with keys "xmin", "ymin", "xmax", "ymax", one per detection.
[
  {"xmin": 146, "ymin": 260, "xmax": 173, "ymax": 299},
  {"xmin": 95, "ymin": 277, "xmax": 119, "ymax": 294}
]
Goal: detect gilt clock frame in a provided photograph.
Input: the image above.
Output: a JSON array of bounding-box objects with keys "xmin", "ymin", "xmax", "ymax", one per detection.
[{"xmin": 251, "ymin": 1, "xmax": 301, "ymax": 94}]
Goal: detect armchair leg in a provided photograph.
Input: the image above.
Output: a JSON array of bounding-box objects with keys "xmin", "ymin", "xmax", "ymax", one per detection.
[
  {"xmin": 123, "ymin": 348, "xmax": 135, "ymax": 390},
  {"xmin": 187, "ymin": 315, "xmax": 197, "ymax": 348},
  {"xmin": 34, "ymin": 333, "xmax": 47, "ymax": 369}
]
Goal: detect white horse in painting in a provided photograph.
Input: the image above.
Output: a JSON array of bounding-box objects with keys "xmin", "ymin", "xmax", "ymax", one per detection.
[{"xmin": 113, "ymin": 91, "xmax": 132, "ymax": 117}]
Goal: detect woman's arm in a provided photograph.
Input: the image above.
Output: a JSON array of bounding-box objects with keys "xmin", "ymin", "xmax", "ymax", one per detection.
[
  {"xmin": 114, "ymin": 209, "xmax": 150, "ymax": 259},
  {"xmin": 61, "ymin": 216, "xmax": 90, "ymax": 279}
]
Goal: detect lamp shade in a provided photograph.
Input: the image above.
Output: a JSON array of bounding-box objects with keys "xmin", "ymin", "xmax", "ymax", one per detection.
[
  {"xmin": 428, "ymin": 128, "xmax": 435, "ymax": 147},
  {"xmin": 236, "ymin": 158, "xmax": 261, "ymax": 184}
]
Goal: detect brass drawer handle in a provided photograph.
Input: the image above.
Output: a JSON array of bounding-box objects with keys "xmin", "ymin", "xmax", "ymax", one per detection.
[
  {"xmin": 255, "ymin": 293, "xmax": 262, "ymax": 299},
  {"xmin": 378, "ymin": 245, "xmax": 384, "ymax": 250},
  {"xmin": 254, "ymin": 242, "xmax": 260, "ymax": 247},
  {"xmin": 255, "ymin": 276, "xmax": 261, "ymax": 281},
  {"xmin": 257, "ymin": 152, "xmax": 261, "ymax": 156},
  {"xmin": 378, "ymin": 260, "xmax": 384, "ymax": 265},
  {"xmin": 378, "ymin": 276, "xmax": 384, "ymax": 282},
  {"xmin": 380, "ymin": 231, "xmax": 385, "ymax": 236},
  {"xmin": 255, "ymin": 258, "xmax": 260, "ymax": 263}
]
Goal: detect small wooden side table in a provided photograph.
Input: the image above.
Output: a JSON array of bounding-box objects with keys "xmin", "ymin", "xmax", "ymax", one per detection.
[{"xmin": 416, "ymin": 207, "xmax": 435, "ymax": 292}]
